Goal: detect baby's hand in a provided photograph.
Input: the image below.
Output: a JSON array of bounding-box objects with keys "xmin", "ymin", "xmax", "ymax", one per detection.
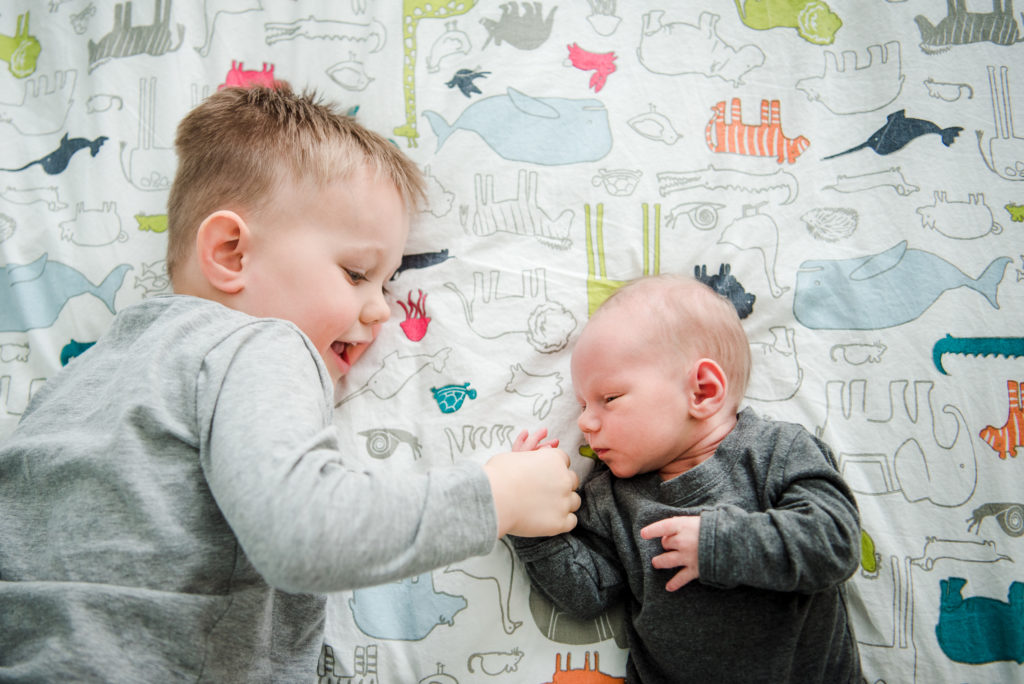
[
  {"xmin": 512, "ymin": 428, "xmax": 559, "ymax": 451},
  {"xmin": 640, "ymin": 515, "xmax": 701, "ymax": 591}
]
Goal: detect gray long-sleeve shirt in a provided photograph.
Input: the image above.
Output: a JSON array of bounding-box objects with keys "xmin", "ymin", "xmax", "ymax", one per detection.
[
  {"xmin": 512, "ymin": 408, "xmax": 861, "ymax": 684},
  {"xmin": 0, "ymin": 295, "xmax": 497, "ymax": 682}
]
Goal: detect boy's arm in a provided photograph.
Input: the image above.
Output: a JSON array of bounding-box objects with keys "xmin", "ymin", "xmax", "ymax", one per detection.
[
  {"xmin": 698, "ymin": 430, "xmax": 861, "ymax": 594},
  {"xmin": 198, "ymin": 324, "xmax": 577, "ymax": 593}
]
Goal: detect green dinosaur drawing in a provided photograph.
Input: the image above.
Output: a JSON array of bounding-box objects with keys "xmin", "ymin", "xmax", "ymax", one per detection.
[
  {"xmin": 733, "ymin": 0, "xmax": 841, "ymax": 45},
  {"xmin": 584, "ymin": 203, "xmax": 661, "ymax": 315},
  {"xmin": 0, "ymin": 12, "xmax": 41, "ymax": 79},
  {"xmin": 394, "ymin": 0, "xmax": 476, "ymax": 147}
]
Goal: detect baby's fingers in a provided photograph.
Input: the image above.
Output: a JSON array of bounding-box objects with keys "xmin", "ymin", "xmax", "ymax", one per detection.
[{"xmin": 664, "ymin": 566, "xmax": 698, "ymax": 592}]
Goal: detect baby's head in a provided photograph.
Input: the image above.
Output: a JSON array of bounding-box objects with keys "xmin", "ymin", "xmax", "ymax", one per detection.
[
  {"xmin": 165, "ymin": 85, "xmax": 427, "ymax": 383},
  {"xmin": 166, "ymin": 84, "xmax": 424, "ymax": 286},
  {"xmin": 599, "ymin": 274, "xmax": 751, "ymax": 408},
  {"xmin": 571, "ymin": 274, "xmax": 751, "ymax": 479}
]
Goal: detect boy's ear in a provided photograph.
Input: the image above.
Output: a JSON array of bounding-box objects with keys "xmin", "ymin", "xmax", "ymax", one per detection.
[
  {"xmin": 195, "ymin": 210, "xmax": 250, "ymax": 295},
  {"xmin": 687, "ymin": 358, "xmax": 728, "ymax": 419}
]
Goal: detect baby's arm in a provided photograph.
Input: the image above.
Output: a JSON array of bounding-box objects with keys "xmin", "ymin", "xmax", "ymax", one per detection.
[{"xmin": 700, "ymin": 432, "xmax": 860, "ymax": 594}]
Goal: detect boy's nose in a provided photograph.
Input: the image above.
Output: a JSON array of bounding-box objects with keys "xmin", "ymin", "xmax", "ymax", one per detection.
[{"xmin": 362, "ymin": 290, "xmax": 391, "ymax": 325}]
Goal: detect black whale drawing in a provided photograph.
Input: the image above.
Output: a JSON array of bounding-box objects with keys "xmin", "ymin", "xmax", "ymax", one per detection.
[{"xmin": 824, "ymin": 110, "xmax": 962, "ymax": 159}]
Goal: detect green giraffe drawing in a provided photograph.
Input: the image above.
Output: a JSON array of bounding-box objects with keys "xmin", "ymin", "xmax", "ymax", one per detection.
[
  {"xmin": 394, "ymin": 0, "xmax": 476, "ymax": 147},
  {"xmin": 733, "ymin": 0, "xmax": 841, "ymax": 45},
  {"xmin": 1, "ymin": 12, "xmax": 41, "ymax": 79},
  {"xmin": 584, "ymin": 203, "xmax": 661, "ymax": 316}
]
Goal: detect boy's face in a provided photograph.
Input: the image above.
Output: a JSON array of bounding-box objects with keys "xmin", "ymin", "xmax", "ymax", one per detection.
[
  {"xmin": 240, "ymin": 165, "xmax": 409, "ymax": 384},
  {"xmin": 571, "ymin": 305, "xmax": 701, "ymax": 480}
]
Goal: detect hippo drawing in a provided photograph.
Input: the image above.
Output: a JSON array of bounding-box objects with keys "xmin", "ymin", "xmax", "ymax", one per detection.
[
  {"xmin": 422, "ymin": 88, "xmax": 611, "ymax": 165},
  {"xmin": 1, "ymin": 253, "xmax": 130, "ymax": 332},
  {"xmin": 349, "ymin": 572, "xmax": 467, "ymax": 640},
  {"xmin": 794, "ymin": 241, "xmax": 1009, "ymax": 330}
]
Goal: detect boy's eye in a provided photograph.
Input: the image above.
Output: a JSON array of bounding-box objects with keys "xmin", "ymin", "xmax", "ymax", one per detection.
[
  {"xmin": 605, "ymin": 395, "xmax": 620, "ymax": 404},
  {"xmin": 345, "ymin": 269, "xmax": 367, "ymax": 283}
]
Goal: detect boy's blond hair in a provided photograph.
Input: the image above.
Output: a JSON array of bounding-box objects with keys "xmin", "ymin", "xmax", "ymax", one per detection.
[
  {"xmin": 598, "ymin": 274, "xmax": 752, "ymax": 408},
  {"xmin": 166, "ymin": 84, "xmax": 425, "ymax": 282}
]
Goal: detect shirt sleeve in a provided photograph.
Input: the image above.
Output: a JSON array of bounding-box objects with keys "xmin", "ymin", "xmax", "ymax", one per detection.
[
  {"xmin": 509, "ymin": 486, "xmax": 627, "ymax": 619},
  {"xmin": 698, "ymin": 428, "xmax": 861, "ymax": 594},
  {"xmin": 195, "ymin": 321, "xmax": 497, "ymax": 593}
]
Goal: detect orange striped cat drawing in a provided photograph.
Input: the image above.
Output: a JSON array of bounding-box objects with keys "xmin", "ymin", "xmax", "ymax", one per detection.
[
  {"xmin": 545, "ymin": 651, "xmax": 624, "ymax": 684},
  {"xmin": 705, "ymin": 98, "xmax": 809, "ymax": 164}
]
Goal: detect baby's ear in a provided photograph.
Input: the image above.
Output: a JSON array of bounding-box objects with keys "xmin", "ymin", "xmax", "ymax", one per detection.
[
  {"xmin": 688, "ymin": 358, "xmax": 728, "ymax": 419},
  {"xmin": 195, "ymin": 210, "xmax": 250, "ymax": 294}
]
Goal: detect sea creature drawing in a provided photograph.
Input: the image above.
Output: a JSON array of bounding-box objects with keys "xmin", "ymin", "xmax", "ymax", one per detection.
[
  {"xmin": 392, "ymin": 249, "xmax": 454, "ymax": 279},
  {"xmin": 980, "ymin": 380, "xmax": 1024, "ymax": 459},
  {"xmin": 358, "ymin": 427, "xmax": 423, "ymax": 460},
  {"xmin": 2, "ymin": 133, "xmax": 107, "ymax": 174},
  {"xmin": 801, "ymin": 207, "xmax": 858, "ymax": 241},
  {"xmin": 658, "ymin": 165, "xmax": 799, "ymax": 204},
  {"xmin": 796, "ymin": 42, "xmax": 904, "ymax": 115},
  {"xmin": 88, "ymin": 0, "xmax": 185, "ymax": 72},
  {"xmin": 566, "ymin": 43, "xmax": 616, "ymax": 92},
  {"xmin": 705, "ymin": 98, "xmax": 809, "ymax": 164},
  {"xmin": 1, "ymin": 254, "xmax": 130, "ymax": 333},
  {"xmin": 936, "ymin": 577, "xmax": 1024, "ymax": 665},
  {"xmin": 335, "ymin": 347, "xmax": 452, "ymax": 406},
  {"xmin": 823, "ymin": 167, "xmax": 919, "ymax": 196},
  {"xmin": 915, "ymin": 0, "xmax": 1023, "ymax": 54},
  {"xmin": 977, "ymin": 65, "xmax": 1024, "ymax": 181},
  {"xmin": 445, "ymin": 68, "xmax": 489, "ymax": 97},
  {"xmin": 480, "ymin": 1, "xmax": 556, "ymax": 50},
  {"xmin": 967, "ymin": 502, "xmax": 1024, "ymax": 536},
  {"xmin": 0, "ymin": 12, "xmax": 41, "ymax": 79},
  {"xmin": 823, "ymin": 110, "xmax": 962, "ymax": 159},
  {"xmin": 794, "ymin": 241, "xmax": 1010, "ymax": 330},
  {"xmin": 398, "ymin": 290, "xmax": 430, "ymax": 342},
  {"xmin": 423, "ymin": 88, "xmax": 612, "ymax": 165},
  {"xmin": 917, "ymin": 191, "xmax": 1002, "ymax": 239},
  {"xmin": 933, "ymin": 335, "xmax": 1024, "ymax": 374},
  {"xmin": 733, "ymin": 0, "xmax": 842, "ymax": 45},
  {"xmin": 637, "ymin": 11, "xmax": 764, "ymax": 87}
]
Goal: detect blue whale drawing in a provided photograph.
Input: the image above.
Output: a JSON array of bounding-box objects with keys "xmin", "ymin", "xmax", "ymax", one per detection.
[
  {"xmin": 422, "ymin": 87, "xmax": 612, "ymax": 165},
  {"xmin": 1, "ymin": 253, "xmax": 131, "ymax": 332},
  {"xmin": 794, "ymin": 241, "xmax": 1009, "ymax": 330}
]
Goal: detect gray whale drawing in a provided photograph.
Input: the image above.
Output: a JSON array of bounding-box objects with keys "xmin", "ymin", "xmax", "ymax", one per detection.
[
  {"xmin": 1, "ymin": 253, "xmax": 131, "ymax": 332},
  {"xmin": 794, "ymin": 241, "xmax": 1009, "ymax": 330},
  {"xmin": 422, "ymin": 87, "xmax": 611, "ymax": 165}
]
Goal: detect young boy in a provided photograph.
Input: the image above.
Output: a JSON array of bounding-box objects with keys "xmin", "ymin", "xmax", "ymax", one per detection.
[
  {"xmin": 512, "ymin": 274, "xmax": 861, "ymax": 683},
  {"xmin": 0, "ymin": 85, "xmax": 580, "ymax": 682}
]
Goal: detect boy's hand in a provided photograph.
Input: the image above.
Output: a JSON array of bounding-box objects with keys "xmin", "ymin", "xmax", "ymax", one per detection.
[
  {"xmin": 640, "ymin": 515, "xmax": 701, "ymax": 591},
  {"xmin": 485, "ymin": 447, "xmax": 580, "ymax": 538},
  {"xmin": 512, "ymin": 428, "xmax": 560, "ymax": 451}
]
